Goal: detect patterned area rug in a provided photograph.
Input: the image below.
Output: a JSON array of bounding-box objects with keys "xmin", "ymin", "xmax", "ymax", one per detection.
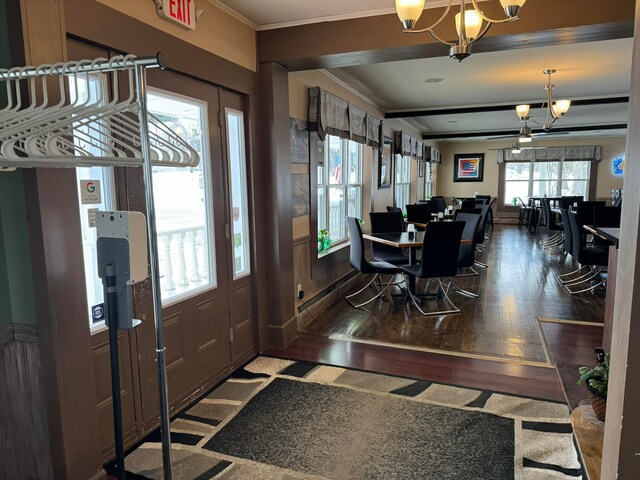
[{"xmin": 113, "ymin": 357, "xmax": 584, "ymax": 479}]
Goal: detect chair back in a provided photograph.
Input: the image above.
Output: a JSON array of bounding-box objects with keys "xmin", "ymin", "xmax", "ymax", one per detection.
[
  {"xmin": 418, "ymin": 221, "xmax": 465, "ymax": 278},
  {"xmin": 560, "ymin": 196, "xmax": 584, "ymax": 210},
  {"xmin": 433, "ymin": 196, "xmax": 447, "ymax": 213},
  {"xmin": 593, "ymin": 206, "xmax": 621, "ymax": 228},
  {"xmin": 454, "ymin": 212, "xmax": 481, "ymax": 268},
  {"xmin": 455, "ymin": 208, "xmax": 482, "ymax": 216},
  {"xmin": 346, "ymin": 216, "xmax": 367, "ymax": 273},
  {"xmin": 406, "ymin": 203, "xmax": 431, "ymax": 224},
  {"xmin": 461, "ymin": 198, "xmax": 476, "ymax": 209},
  {"xmin": 576, "ymin": 201, "xmax": 606, "ymax": 228},
  {"xmin": 561, "ymin": 208, "xmax": 573, "ymax": 255},
  {"xmin": 369, "ymin": 212, "xmax": 405, "ymax": 262},
  {"xmin": 386, "ymin": 206, "xmax": 402, "ymax": 214},
  {"xmin": 475, "ymin": 195, "xmax": 491, "ymax": 205},
  {"xmin": 541, "ymin": 198, "xmax": 552, "ymax": 227},
  {"xmin": 518, "ymin": 197, "xmax": 529, "ymax": 208},
  {"xmin": 568, "ymin": 211, "xmax": 584, "ymax": 261}
]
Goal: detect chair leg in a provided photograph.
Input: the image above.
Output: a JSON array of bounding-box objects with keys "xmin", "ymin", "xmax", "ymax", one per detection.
[
  {"xmin": 565, "ymin": 278, "xmax": 605, "ymax": 295},
  {"xmin": 455, "ymin": 266, "xmax": 481, "ymax": 278},
  {"xmin": 448, "ymin": 278, "xmax": 479, "ymax": 298},
  {"xmin": 474, "ymin": 260, "xmax": 488, "ymax": 269},
  {"xmin": 406, "ymin": 277, "xmax": 461, "ymax": 316},
  {"xmin": 559, "ymin": 267, "xmax": 601, "ymax": 285},
  {"xmin": 556, "ymin": 265, "xmax": 589, "ymax": 280},
  {"xmin": 346, "ymin": 274, "xmax": 397, "ymax": 309}
]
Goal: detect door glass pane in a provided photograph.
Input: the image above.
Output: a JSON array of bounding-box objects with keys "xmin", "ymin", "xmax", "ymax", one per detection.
[
  {"xmin": 328, "ymin": 186, "xmax": 345, "ymax": 241},
  {"xmin": 328, "ymin": 136, "xmax": 342, "ymax": 185},
  {"xmin": 147, "ymin": 88, "xmax": 216, "ymax": 304},
  {"xmin": 225, "ymin": 108, "xmax": 251, "ymax": 279},
  {"xmin": 70, "ymin": 74, "xmax": 116, "ymax": 329}
]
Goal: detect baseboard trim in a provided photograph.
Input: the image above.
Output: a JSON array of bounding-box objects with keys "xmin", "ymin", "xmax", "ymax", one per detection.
[{"xmin": 0, "ymin": 323, "xmax": 39, "ymax": 344}]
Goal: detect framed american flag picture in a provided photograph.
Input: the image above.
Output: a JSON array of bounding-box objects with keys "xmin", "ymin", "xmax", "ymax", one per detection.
[{"xmin": 453, "ymin": 153, "xmax": 484, "ymax": 182}]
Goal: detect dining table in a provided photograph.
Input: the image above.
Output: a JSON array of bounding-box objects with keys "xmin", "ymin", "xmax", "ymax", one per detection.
[{"xmin": 362, "ymin": 231, "xmax": 470, "ymax": 296}]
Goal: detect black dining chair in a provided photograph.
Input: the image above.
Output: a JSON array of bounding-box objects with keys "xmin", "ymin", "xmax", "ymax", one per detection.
[
  {"xmin": 448, "ymin": 212, "xmax": 482, "ymax": 298},
  {"xmin": 400, "ymin": 221, "xmax": 465, "ymax": 316},
  {"xmin": 432, "ymin": 196, "xmax": 447, "ymax": 213},
  {"xmin": 560, "ymin": 196, "xmax": 584, "ymax": 211},
  {"xmin": 344, "ymin": 216, "xmax": 403, "ymax": 308},
  {"xmin": 518, "ymin": 197, "xmax": 532, "ymax": 228},
  {"xmin": 563, "ymin": 211, "xmax": 609, "ymax": 295},
  {"xmin": 592, "ymin": 206, "xmax": 622, "ymax": 248},
  {"xmin": 540, "ymin": 198, "xmax": 564, "ymax": 249},
  {"xmin": 369, "ymin": 212, "xmax": 408, "ymax": 266},
  {"xmin": 386, "ymin": 206, "xmax": 402, "ymax": 214},
  {"xmin": 461, "ymin": 198, "xmax": 476, "ymax": 210},
  {"xmin": 557, "ymin": 208, "xmax": 587, "ymax": 284},
  {"xmin": 405, "ymin": 203, "xmax": 431, "ymax": 230},
  {"xmin": 575, "ymin": 201, "xmax": 606, "ymax": 246}
]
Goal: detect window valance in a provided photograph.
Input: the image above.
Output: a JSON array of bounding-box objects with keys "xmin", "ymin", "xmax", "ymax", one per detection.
[
  {"xmin": 394, "ymin": 130, "xmax": 424, "ymax": 160},
  {"xmin": 309, "ymin": 86, "xmax": 383, "ymax": 148},
  {"xmin": 497, "ymin": 145, "xmax": 602, "ymax": 164},
  {"xmin": 425, "ymin": 146, "xmax": 442, "ymax": 165}
]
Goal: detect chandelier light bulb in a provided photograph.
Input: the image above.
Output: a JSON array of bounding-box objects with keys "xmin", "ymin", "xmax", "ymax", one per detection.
[
  {"xmin": 516, "ymin": 104, "xmax": 530, "ymax": 120},
  {"xmin": 499, "ymin": 0, "xmax": 526, "ymax": 17},
  {"xmin": 554, "ymin": 99, "xmax": 571, "ymax": 116},
  {"xmin": 455, "ymin": 10, "xmax": 483, "ymax": 40},
  {"xmin": 396, "ymin": 0, "xmax": 425, "ymax": 30}
]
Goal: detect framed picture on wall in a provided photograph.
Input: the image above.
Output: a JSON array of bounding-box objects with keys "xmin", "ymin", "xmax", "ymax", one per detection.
[
  {"xmin": 379, "ymin": 136, "xmax": 393, "ymax": 189},
  {"xmin": 453, "ymin": 153, "xmax": 484, "ymax": 182}
]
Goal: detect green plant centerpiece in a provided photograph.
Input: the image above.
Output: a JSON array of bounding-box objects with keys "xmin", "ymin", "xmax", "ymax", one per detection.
[
  {"xmin": 577, "ymin": 352, "xmax": 609, "ymax": 421},
  {"xmin": 318, "ymin": 229, "xmax": 331, "ymax": 253},
  {"xmin": 511, "ymin": 197, "xmax": 518, "ymax": 206}
]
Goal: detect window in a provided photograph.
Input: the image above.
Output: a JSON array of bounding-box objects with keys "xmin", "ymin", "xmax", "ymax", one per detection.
[
  {"xmin": 395, "ymin": 155, "xmax": 410, "ymax": 209},
  {"xmin": 70, "ymin": 74, "xmax": 116, "ymax": 330},
  {"xmin": 147, "ymin": 88, "xmax": 216, "ymax": 304},
  {"xmin": 503, "ymin": 161, "xmax": 591, "ymax": 205},
  {"xmin": 225, "ymin": 108, "xmax": 251, "ymax": 280},
  {"xmin": 317, "ymin": 135, "xmax": 363, "ymax": 248},
  {"xmin": 424, "ymin": 162, "xmax": 433, "ymax": 199}
]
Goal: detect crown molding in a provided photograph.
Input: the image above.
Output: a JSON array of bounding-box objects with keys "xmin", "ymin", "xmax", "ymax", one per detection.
[
  {"xmin": 209, "ymin": 0, "xmax": 460, "ymax": 32},
  {"xmin": 318, "ymin": 69, "xmax": 384, "ymax": 113},
  {"xmin": 205, "ymin": 0, "xmax": 258, "ymax": 30}
]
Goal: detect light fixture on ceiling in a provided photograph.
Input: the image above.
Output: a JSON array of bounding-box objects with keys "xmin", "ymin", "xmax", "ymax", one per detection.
[
  {"xmin": 515, "ymin": 69, "xmax": 571, "ymax": 130},
  {"xmin": 518, "ymin": 123, "xmax": 533, "ymax": 143},
  {"xmin": 395, "ymin": 0, "xmax": 526, "ymax": 62}
]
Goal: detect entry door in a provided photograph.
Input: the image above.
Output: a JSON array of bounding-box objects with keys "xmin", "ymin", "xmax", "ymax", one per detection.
[
  {"xmin": 144, "ymin": 69, "xmax": 232, "ymax": 410},
  {"xmin": 219, "ymin": 90, "xmax": 254, "ymax": 363}
]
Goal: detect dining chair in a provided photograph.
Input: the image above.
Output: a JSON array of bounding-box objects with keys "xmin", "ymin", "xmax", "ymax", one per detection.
[
  {"xmin": 517, "ymin": 197, "xmax": 532, "ymax": 228},
  {"xmin": 405, "ymin": 203, "xmax": 431, "ymax": 230},
  {"xmin": 448, "ymin": 212, "xmax": 482, "ymax": 298},
  {"xmin": 461, "ymin": 198, "xmax": 476, "ymax": 209},
  {"xmin": 344, "ymin": 216, "xmax": 402, "ymax": 308},
  {"xmin": 369, "ymin": 212, "xmax": 408, "ymax": 265},
  {"xmin": 563, "ymin": 211, "xmax": 609, "ymax": 295},
  {"xmin": 592, "ymin": 206, "xmax": 622, "ymax": 248},
  {"xmin": 557, "ymin": 208, "xmax": 585, "ymax": 284},
  {"xmin": 386, "ymin": 206, "xmax": 402, "ymax": 214},
  {"xmin": 540, "ymin": 198, "xmax": 564, "ymax": 249},
  {"xmin": 400, "ymin": 221, "xmax": 465, "ymax": 316},
  {"xmin": 432, "ymin": 196, "xmax": 447, "ymax": 213}
]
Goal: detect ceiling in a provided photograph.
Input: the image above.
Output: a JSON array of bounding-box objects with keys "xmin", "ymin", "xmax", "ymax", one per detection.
[{"xmin": 215, "ymin": 0, "xmax": 632, "ymax": 141}]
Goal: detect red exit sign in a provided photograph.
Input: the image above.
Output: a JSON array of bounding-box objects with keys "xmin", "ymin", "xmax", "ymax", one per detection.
[{"xmin": 158, "ymin": 0, "xmax": 196, "ymax": 30}]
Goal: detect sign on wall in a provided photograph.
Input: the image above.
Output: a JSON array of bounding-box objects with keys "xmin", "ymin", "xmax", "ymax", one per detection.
[{"xmin": 157, "ymin": 0, "xmax": 197, "ymax": 30}]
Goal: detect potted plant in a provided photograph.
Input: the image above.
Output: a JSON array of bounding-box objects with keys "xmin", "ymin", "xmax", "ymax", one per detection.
[
  {"xmin": 318, "ymin": 229, "xmax": 331, "ymax": 253},
  {"xmin": 577, "ymin": 352, "xmax": 609, "ymax": 421}
]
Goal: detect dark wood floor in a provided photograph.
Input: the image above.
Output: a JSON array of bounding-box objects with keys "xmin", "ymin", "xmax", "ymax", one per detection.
[{"xmin": 300, "ymin": 224, "xmax": 605, "ymax": 364}]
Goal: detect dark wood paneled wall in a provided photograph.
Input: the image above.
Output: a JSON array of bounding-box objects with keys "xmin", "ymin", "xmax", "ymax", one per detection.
[
  {"xmin": 0, "ymin": 326, "xmax": 53, "ymax": 479},
  {"xmin": 260, "ymin": 62, "xmax": 297, "ymax": 347}
]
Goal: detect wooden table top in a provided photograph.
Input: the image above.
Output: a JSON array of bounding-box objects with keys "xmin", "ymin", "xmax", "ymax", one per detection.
[
  {"xmin": 584, "ymin": 226, "xmax": 620, "ymax": 247},
  {"xmin": 363, "ymin": 232, "xmax": 471, "ymax": 248}
]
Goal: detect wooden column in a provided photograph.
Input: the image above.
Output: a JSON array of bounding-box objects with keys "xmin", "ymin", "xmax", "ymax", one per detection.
[
  {"xmin": 601, "ymin": 1, "xmax": 640, "ymax": 478},
  {"xmin": 259, "ymin": 62, "xmax": 297, "ymax": 348}
]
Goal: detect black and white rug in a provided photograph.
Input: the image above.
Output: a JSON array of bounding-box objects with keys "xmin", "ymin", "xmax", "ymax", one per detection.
[{"xmin": 115, "ymin": 357, "xmax": 584, "ymax": 479}]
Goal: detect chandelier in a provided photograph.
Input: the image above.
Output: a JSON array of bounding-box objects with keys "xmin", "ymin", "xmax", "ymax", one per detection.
[
  {"xmin": 515, "ymin": 69, "xmax": 571, "ymax": 131},
  {"xmin": 395, "ymin": 0, "xmax": 527, "ymax": 62}
]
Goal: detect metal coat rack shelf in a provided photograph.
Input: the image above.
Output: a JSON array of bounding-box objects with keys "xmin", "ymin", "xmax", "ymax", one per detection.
[{"xmin": 0, "ymin": 52, "xmax": 188, "ymax": 479}]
